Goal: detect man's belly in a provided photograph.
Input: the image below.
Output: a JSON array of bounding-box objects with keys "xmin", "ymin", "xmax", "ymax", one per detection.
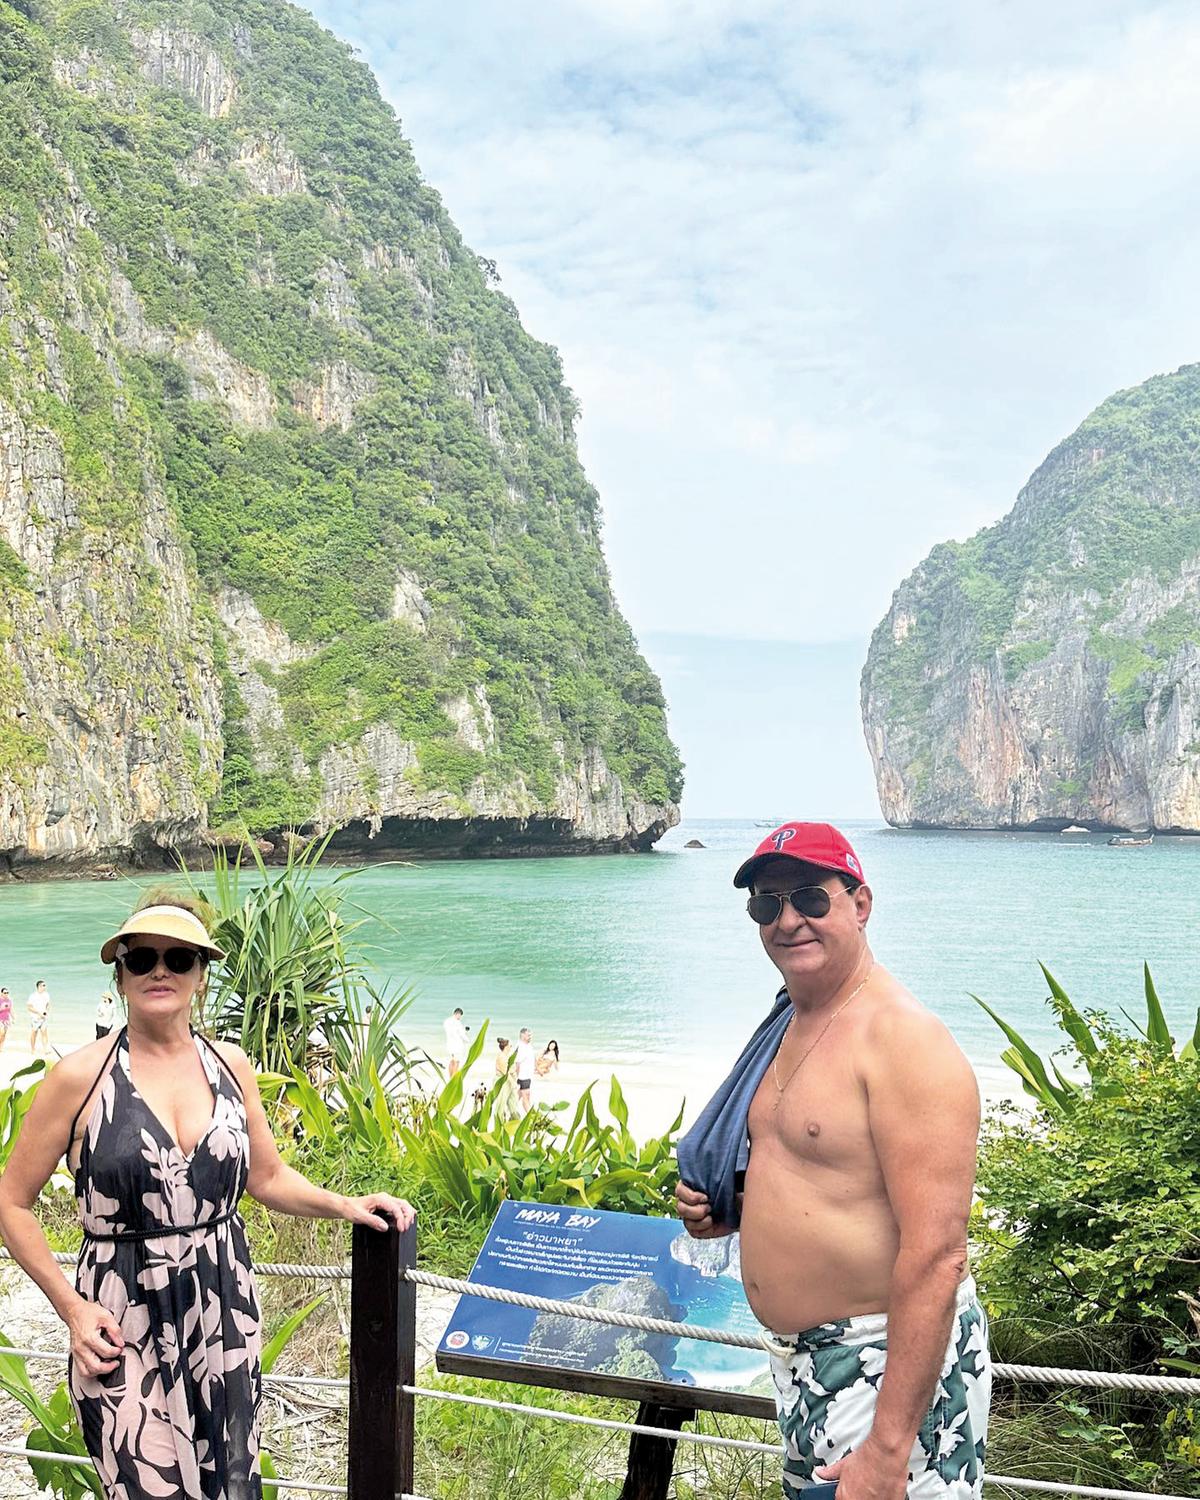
[{"xmin": 738, "ymin": 1171, "xmax": 900, "ymax": 1333}]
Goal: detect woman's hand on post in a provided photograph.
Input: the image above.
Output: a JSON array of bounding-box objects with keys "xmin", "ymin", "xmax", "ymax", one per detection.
[
  {"xmin": 66, "ymin": 1300, "xmax": 124, "ymax": 1378},
  {"xmin": 340, "ymin": 1193, "xmax": 416, "ymax": 1231}
]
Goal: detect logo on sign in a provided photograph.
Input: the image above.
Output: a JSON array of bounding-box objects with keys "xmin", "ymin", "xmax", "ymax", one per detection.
[
  {"xmin": 771, "ymin": 827, "xmax": 796, "ymax": 853},
  {"xmin": 472, "ymin": 1335, "xmax": 493, "ymax": 1351},
  {"xmin": 445, "ymin": 1330, "xmax": 469, "ymax": 1351}
]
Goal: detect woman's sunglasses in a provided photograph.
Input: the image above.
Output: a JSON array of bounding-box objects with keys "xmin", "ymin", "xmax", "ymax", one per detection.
[
  {"xmin": 119, "ymin": 946, "xmax": 205, "ymax": 976},
  {"xmin": 746, "ymin": 884, "xmax": 852, "ymax": 926}
]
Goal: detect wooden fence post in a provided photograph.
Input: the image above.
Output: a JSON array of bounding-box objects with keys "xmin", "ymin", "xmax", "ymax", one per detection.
[
  {"xmin": 348, "ymin": 1217, "xmax": 417, "ymax": 1500},
  {"xmin": 617, "ymin": 1401, "xmax": 695, "ymax": 1500}
]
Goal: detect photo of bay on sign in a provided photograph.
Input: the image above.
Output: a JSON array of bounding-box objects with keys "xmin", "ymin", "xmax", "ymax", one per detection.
[{"xmin": 436, "ymin": 1202, "xmax": 772, "ymax": 1415}]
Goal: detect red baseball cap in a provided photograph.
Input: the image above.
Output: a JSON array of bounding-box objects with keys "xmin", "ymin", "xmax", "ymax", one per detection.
[{"xmin": 732, "ymin": 821, "xmax": 866, "ymax": 890}]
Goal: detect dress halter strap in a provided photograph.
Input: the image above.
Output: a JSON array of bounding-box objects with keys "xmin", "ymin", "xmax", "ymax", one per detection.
[
  {"xmin": 195, "ymin": 1032, "xmax": 244, "ymax": 1103},
  {"xmin": 67, "ymin": 1026, "xmax": 126, "ymax": 1152}
]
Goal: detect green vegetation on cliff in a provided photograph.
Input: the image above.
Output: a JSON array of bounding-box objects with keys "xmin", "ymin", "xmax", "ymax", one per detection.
[
  {"xmin": 0, "ymin": 0, "xmax": 681, "ymax": 837},
  {"xmin": 870, "ymin": 366, "xmax": 1200, "ymax": 716},
  {"xmin": 863, "ymin": 364, "xmax": 1200, "ymax": 831}
]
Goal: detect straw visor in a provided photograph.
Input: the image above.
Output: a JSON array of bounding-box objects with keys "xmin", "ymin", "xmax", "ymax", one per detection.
[{"xmin": 100, "ymin": 905, "xmax": 225, "ymax": 966}]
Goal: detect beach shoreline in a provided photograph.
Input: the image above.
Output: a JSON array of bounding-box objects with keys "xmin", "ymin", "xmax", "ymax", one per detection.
[{"xmin": 0, "ymin": 1020, "xmax": 1028, "ymax": 1145}]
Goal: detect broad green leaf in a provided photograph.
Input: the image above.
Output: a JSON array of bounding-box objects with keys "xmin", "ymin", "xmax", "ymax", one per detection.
[
  {"xmin": 1039, "ymin": 963, "xmax": 1100, "ymax": 1064},
  {"xmin": 972, "ymin": 995, "xmax": 1074, "ymax": 1111},
  {"xmin": 1180, "ymin": 1007, "xmax": 1200, "ymax": 1062},
  {"xmin": 1143, "ymin": 963, "xmax": 1173, "ymax": 1049},
  {"xmin": 607, "ymin": 1075, "xmax": 630, "ymax": 1132}
]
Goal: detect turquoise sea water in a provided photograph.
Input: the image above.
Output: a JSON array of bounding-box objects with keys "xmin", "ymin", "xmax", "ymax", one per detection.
[{"xmin": 0, "ymin": 818, "xmax": 1195, "ymax": 1113}]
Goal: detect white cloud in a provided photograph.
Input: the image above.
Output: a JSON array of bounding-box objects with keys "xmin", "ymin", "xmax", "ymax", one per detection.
[{"xmin": 310, "ymin": 0, "xmax": 1200, "ymax": 643}]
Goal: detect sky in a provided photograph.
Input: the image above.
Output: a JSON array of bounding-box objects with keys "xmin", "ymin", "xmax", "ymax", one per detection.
[
  {"xmin": 642, "ymin": 633, "xmax": 877, "ymax": 817},
  {"xmin": 304, "ymin": 0, "xmax": 1200, "ymax": 815}
]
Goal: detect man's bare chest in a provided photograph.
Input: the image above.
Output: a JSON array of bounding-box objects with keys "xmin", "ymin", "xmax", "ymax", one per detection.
[{"xmin": 746, "ymin": 1063, "xmax": 877, "ymax": 1179}]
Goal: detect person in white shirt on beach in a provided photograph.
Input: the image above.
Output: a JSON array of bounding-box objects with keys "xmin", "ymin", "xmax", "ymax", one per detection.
[
  {"xmin": 514, "ymin": 1027, "xmax": 535, "ymax": 1114},
  {"xmin": 443, "ymin": 1007, "xmax": 469, "ymax": 1076},
  {"xmin": 27, "ymin": 981, "xmax": 50, "ymax": 1058},
  {"xmin": 95, "ymin": 992, "xmax": 116, "ymax": 1040}
]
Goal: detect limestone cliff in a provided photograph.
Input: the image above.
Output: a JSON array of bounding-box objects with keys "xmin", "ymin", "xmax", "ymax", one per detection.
[
  {"xmin": 0, "ymin": 0, "xmax": 681, "ymax": 871},
  {"xmin": 862, "ymin": 365, "xmax": 1200, "ymax": 831}
]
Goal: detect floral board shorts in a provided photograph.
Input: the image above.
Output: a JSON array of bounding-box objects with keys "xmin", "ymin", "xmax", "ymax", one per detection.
[{"xmin": 766, "ymin": 1276, "xmax": 992, "ymax": 1498}]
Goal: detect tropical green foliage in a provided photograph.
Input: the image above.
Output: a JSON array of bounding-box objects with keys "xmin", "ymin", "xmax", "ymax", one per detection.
[
  {"xmin": 0, "ymin": 1061, "xmax": 46, "ymax": 1173},
  {"xmin": 978, "ymin": 1027, "xmax": 1200, "ymax": 1352},
  {"xmin": 0, "ymin": 1295, "xmax": 327, "ymax": 1500},
  {"xmin": 275, "ymin": 1023, "xmax": 681, "ymax": 1225},
  {"xmin": 974, "ymin": 966, "xmax": 1200, "ymax": 1493},
  {"xmin": 0, "ymin": 1334, "xmax": 101, "ymax": 1498},
  {"xmin": 190, "ymin": 835, "xmax": 419, "ymax": 1083},
  {"xmin": 0, "ymin": 0, "xmax": 682, "ymax": 826},
  {"xmin": 973, "ymin": 960, "xmax": 1200, "ymax": 1112},
  {"xmin": 864, "ymin": 363, "xmax": 1200, "ymax": 742}
]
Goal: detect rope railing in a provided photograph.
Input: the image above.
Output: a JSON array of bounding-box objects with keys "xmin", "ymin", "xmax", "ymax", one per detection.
[
  {"xmin": 8, "ymin": 1252, "xmax": 1200, "ymax": 1391},
  {"xmin": 3, "ymin": 1387, "xmax": 1195, "ymax": 1500},
  {"xmin": 6, "ymin": 1241, "xmax": 1200, "ymax": 1497},
  {"xmin": 984, "ymin": 1481, "xmax": 1198, "ymax": 1500},
  {"xmin": 399, "ymin": 1390, "xmax": 1200, "ymax": 1500},
  {"xmin": 0, "ymin": 1443, "xmax": 353, "ymax": 1494},
  {"xmin": 403, "ymin": 1267, "xmax": 1200, "ymax": 1397},
  {"xmin": 404, "ymin": 1383, "xmax": 782, "ymax": 1456},
  {"xmin": 0, "ymin": 1248, "xmax": 350, "ymax": 1279},
  {"xmin": 0, "ymin": 1343, "xmax": 350, "ymax": 1390}
]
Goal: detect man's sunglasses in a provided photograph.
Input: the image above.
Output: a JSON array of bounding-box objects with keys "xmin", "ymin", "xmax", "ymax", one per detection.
[
  {"xmin": 746, "ymin": 883, "xmax": 853, "ymax": 926},
  {"xmin": 119, "ymin": 946, "xmax": 205, "ymax": 976}
]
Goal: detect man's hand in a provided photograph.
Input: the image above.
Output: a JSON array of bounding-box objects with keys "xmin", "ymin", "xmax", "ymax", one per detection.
[
  {"xmin": 674, "ymin": 1182, "xmax": 734, "ymax": 1239},
  {"xmin": 815, "ymin": 1436, "xmax": 910, "ymax": 1500}
]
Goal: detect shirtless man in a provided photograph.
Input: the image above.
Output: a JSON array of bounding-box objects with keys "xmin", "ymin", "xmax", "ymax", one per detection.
[{"xmin": 676, "ymin": 822, "xmax": 990, "ymax": 1499}]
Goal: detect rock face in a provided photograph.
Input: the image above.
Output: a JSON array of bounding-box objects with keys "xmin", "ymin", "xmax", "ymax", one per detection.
[
  {"xmin": 526, "ymin": 1276, "xmax": 681, "ymax": 1380},
  {"xmin": 862, "ymin": 365, "xmax": 1200, "ymax": 831},
  {"xmin": 669, "ymin": 1230, "xmax": 741, "ymax": 1280},
  {"xmin": 0, "ymin": 0, "xmax": 681, "ymax": 873}
]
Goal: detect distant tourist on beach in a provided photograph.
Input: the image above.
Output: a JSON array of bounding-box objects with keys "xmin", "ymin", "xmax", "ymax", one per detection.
[
  {"xmin": 535, "ymin": 1039, "xmax": 560, "ymax": 1078},
  {"xmin": 676, "ymin": 821, "xmax": 990, "ymax": 1500},
  {"xmin": 494, "ymin": 1037, "xmax": 521, "ymax": 1122},
  {"xmin": 514, "ymin": 1026, "xmax": 535, "ymax": 1113},
  {"xmin": 0, "ymin": 988, "xmax": 11, "ymax": 1052},
  {"xmin": 27, "ymin": 981, "xmax": 50, "ymax": 1058},
  {"xmin": 443, "ymin": 1007, "xmax": 469, "ymax": 1076},
  {"xmin": 95, "ymin": 992, "xmax": 116, "ymax": 1040}
]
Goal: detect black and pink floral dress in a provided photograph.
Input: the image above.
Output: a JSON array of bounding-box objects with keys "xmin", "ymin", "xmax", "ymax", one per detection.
[{"xmin": 69, "ymin": 1028, "xmax": 262, "ymax": 1498}]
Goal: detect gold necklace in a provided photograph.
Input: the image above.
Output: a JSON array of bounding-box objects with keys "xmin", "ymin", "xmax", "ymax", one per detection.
[{"xmin": 771, "ymin": 964, "xmax": 875, "ymax": 1110}]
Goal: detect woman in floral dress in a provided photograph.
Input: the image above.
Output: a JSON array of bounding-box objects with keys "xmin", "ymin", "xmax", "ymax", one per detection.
[{"xmin": 0, "ymin": 893, "xmax": 414, "ymax": 1499}]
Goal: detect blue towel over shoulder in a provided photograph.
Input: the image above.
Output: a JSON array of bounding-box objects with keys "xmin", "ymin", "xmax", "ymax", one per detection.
[{"xmin": 675, "ymin": 988, "xmax": 792, "ymax": 1230}]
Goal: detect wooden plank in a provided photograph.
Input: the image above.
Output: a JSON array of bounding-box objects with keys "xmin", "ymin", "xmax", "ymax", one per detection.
[
  {"xmin": 436, "ymin": 1350, "xmax": 776, "ymax": 1421},
  {"xmin": 618, "ymin": 1402, "xmax": 695, "ymax": 1500},
  {"xmin": 349, "ymin": 1220, "xmax": 417, "ymax": 1500}
]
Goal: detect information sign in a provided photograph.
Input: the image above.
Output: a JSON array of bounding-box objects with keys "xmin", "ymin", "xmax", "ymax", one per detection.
[{"xmin": 436, "ymin": 1200, "xmax": 774, "ymax": 1417}]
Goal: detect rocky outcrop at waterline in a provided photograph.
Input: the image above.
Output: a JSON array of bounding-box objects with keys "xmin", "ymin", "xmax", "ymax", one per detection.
[
  {"xmin": 0, "ymin": 0, "xmax": 681, "ymax": 874},
  {"xmin": 862, "ymin": 365, "xmax": 1200, "ymax": 832}
]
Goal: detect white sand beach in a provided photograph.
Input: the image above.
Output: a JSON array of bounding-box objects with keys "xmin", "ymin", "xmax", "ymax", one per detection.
[{"xmin": 0, "ymin": 1017, "xmax": 1026, "ymax": 1148}]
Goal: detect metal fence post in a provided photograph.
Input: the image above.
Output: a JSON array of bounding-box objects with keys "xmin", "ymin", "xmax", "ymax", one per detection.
[{"xmin": 348, "ymin": 1217, "xmax": 417, "ymax": 1500}]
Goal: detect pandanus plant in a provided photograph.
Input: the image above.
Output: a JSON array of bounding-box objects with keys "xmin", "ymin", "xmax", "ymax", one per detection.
[{"xmin": 188, "ymin": 833, "xmax": 421, "ymax": 1088}]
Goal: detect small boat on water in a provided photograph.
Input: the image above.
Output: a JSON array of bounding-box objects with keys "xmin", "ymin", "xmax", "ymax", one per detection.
[{"xmin": 1107, "ymin": 832, "xmax": 1154, "ymax": 847}]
